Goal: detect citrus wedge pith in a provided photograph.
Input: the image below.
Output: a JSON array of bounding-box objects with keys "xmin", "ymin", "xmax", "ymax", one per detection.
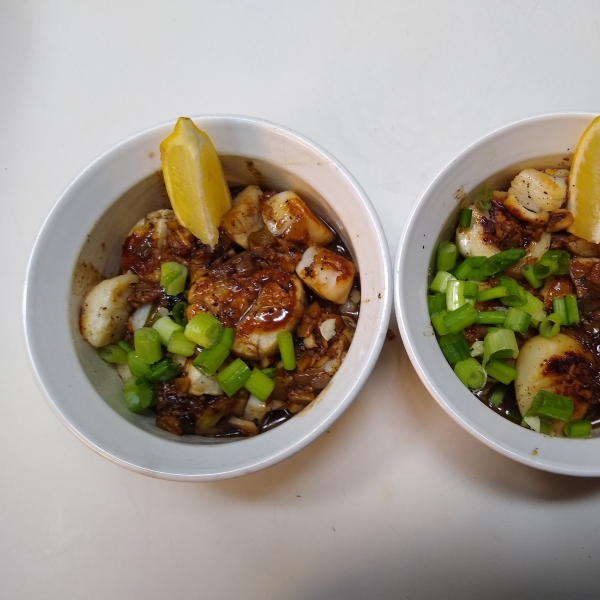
[
  {"xmin": 160, "ymin": 117, "xmax": 232, "ymax": 246},
  {"xmin": 567, "ymin": 115, "xmax": 600, "ymax": 243}
]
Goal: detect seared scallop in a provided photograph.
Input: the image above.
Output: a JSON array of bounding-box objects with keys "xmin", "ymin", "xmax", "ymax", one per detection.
[
  {"xmin": 456, "ymin": 207, "xmax": 500, "ymax": 258},
  {"xmin": 80, "ymin": 270, "xmax": 139, "ymax": 347},
  {"xmin": 515, "ymin": 333, "xmax": 593, "ymax": 421},
  {"xmin": 233, "ymin": 275, "xmax": 306, "ymax": 360},
  {"xmin": 261, "ymin": 191, "xmax": 334, "ymax": 246},
  {"xmin": 220, "ymin": 186, "xmax": 264, "ymax": 248},
  {"xmin": 296, "ymin": 246, "xmax": 355, "ymax": 304}
]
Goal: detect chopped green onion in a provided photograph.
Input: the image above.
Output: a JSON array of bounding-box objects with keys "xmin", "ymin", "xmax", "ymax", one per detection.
[
  {"xmin": 167, "ymin": 331, "xmax": 197, "ymax": 357},
  {"xmin": 261, "ymin": 367, "xmax": 278, "ymax": 379},
  {"xmin": 184, "ymin": 312, "xmax": 223, "ymax": 348},
  {"xmin": 480, "ymin": 248, "xmax": 527, "ymax": 278},
  {"xmin": 244, "ymin": 368, "xmax": 276, "ymax": 401},
  {"xmin": 454, "ymin": 358, "xmax": 487, "ymax": 390},
  {"xmin": 485, "ymin": 359, "xmax": 518, "ymax": 384},
  {"xmin": 431, "ymin": 311, "xmax": 450, "ymax": 336},
  {"xmin": 539, "ymin": 313, "xmax": 562, "ymax": 338},
  {"xmin": 277, "ymin": 331, "xmax": 297, "ymax": 370},
  {"xmin": 552, "ymin": 297, "xmax": 568, "ymax": 326},
  {"xmin": 533, "ymin": 250, "xmax": 570, "ymax": 280},
  {"xmin": 446, "ymin": 280, "xmax": 468, "ymax": 311},
  {"xmin": 565, "ymin": 294, "xmax": 580, "ymax": 326},
  {"xmin": 565, "ymin": 420, "xmax": 592, "ymax": 438},
  {"xmin": 437, "ymin": 241, "xmax": 458, "ymax": 272},
  {"xmin": 476, "ymin": 189, "xmax": 493, "ymax": 211},
  {"xmin": 443, "ymin": 302, "xmax": 478, "ymax": 333},
  {"xmin": 193, "ymin": 342, "xmax": 230, "ymax": 376},
  {"xmin": 483, "ymin": 328, "xmax": 519, "ymax": 365},
  {"xmin": 123, "ymin": 376, "xmax": 155, "ymax": 412},
  {"xmin": 454, "ymin": 257, "xmax": 486, "ymax": 280},
  {"xmin": 127, "ymin": 351, "xmax": 152, "ymax": 378},
  {"xmin": 518, "ymin": 290, "xmax": 544, "ymax": 316},
  {"xmin": 216, "ymin": 358, "xmax": 252, "ymax": 396},
  {"xmin": 476, "ymin": 311, "xmax": 507, "ymax": 325},
  {"xmin": 98, "ymin": 344, "xmax": 129, "ymax": 364},
  {"xmin": 477, "ymin": 285, "xmax": 508, "ymax": 302},
  {"xmin": 526, "ymin": 390, "xmax": 574, "ymax": 422},
  {"xmin": 498, "ymin": 277, "xmax": 527, "ymax": 307},
  {"xmin": 134, "ymin": 327, "xmax": 162, "ymax": 364},
  {"xmin": 438, "ymin": 331, "xmax": 471, "ymax": 365},
  {"xmin": 117, "ymin": 340, "xmax": 134, "ymax": 353},
  {"xmin": 521, "ymin": 264, "xmax": 542, "ymax": 289},
  {"xmin": 522, "ymin": 415, "xmax": 551, "ymax": 434},
  {"xmin": 463, "ymin": 281, "xmax": 479, "ymax": 297},
  {"xmin": 152, "ymin": 315, "xmax": 184, "ymax": 346},
  {"xmin": 430, "ymin": 270, "xmax": 456, "ymax": 293},
  {"xmin": 428, "ymin": 293, "xmax": 447, "ymax": 317},
  {"xmin": 530, "ymin": 307, "xmax": 547, "ymax": 328},
  {"xmin": 160, "ymin": 261, "xmax": 188, "ymax": 296},
  {"xmin": 458, "ymin": 209, "xmax": 473, "ymax": 228},
  {"xmin": 470, "ymin": 340, "xmax": 484, "ymax": 358},
  {"xmin": 172, "ymin": 301, "xmax": 188, "ymax": 326},
  {"xmin": 503, "ymin": 307, "xmax": 531, "ymax": 334},
  {"xmin": 146, "ymin": 359, "xmax": 180, "ymax": 383},
  {"xmin": 488, "ymin": 383, "xmax": 507, "ymax": 408}
]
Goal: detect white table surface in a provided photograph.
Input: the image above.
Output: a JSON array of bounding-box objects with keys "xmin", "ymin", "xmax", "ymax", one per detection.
[{"xmin": 4, "ymin": 1, "xmax": 600, "ymax": 598}]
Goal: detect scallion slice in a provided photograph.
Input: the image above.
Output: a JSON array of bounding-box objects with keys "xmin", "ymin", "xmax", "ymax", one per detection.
[
  {"xmin": 503, "ymin": 307, "xmax": 531, "ymax": 334},
  {"xmin": 98, "ymin": 344, "xmax": 129, "ymax": 364},
  {"xmin": 526, "ymin": 390, "xmax": 574, "ymax": 422},
  {"xmin": 184, "ymin": 312, "xmax": 223, "ymax": 348},
  {"xmin": 533, "ymin": 250, "xmax": 570, "ymax": 280},
  {"xmin": 277, "ymin": 331, "xmax": 297, "ymax": 370},
  {"xmin": 476, "ymin": 311, "xmax": 507, "ymax": 325},
  {"xmin": 453, "ymin": 257, "xmax": 486, "ymax": 281},
  {"xmin": 518, "ymin": 290, "xmax": 544, "ymax": 316},
  {"xmin": 428, "ymin": 293, "xmax": 447, "ymax": 317},
  {"xmin": 454, "ymin": 358, "xmax": 487, "ymax": 390},
  {"xmin": 193, "ymin": 327, "xmax": 235, "ymax": 375},
  {"xmin": 123, "ymin": 376, "xmax": 156, "ymax": 412},
  {"xmin": 430, "ymin": 270, "xmax": 456, "ymax": 293},
  {"xmin": 499, "ymin": 277, "xmax": 527, "ymax": 307},
  {"xmin": 133, "ymin": 327, "xmax": 162, "ymax": 364},
  {"xmin": 539, "ymin": 313, "xmax": 561, "ymax": 338},
  {"xmin": 485, "ymin": 359, "xmax": 518, "ymax": 384},
  {"xmin": 152, "ymin": 315, "xmax": 184, "ymax": 346},
  {"xmin": 458, "ymin": 209, "xmax": 473, "ymax": 228},
  {"xmin": 552, "ymin": 297, "xmax": 568, "ymax": 326},
  {"xmin": 480, "ymin": 248, "xmax": 527, "ymax": 278},
  {"xmin": 483, "ymin": 328, "xmax": 519, "ymax": 365},
  {"xmin": 437, "ymin": 241, "xmax": 458, "ymax": 272},
  {"xmin": 160, "ymin": 261, "xmax": 188, "ymax": 296},
  {"xmin": 172, "ymin": 301, "xmax": 189, "ymax": 326},
  {"xmin": 167, "ymin": 331, "xmax": 196, "ymax": 357},
  {"xmin": 470, "ymin": 340, "xmax": 484, "ymax": 358},
  {"xmin": 216, "ymin": 358, "xmax": 252, "ymax": 396},
  {"xmin": 488, "ymin": 382, "xmax": 507, "ymax": 408},
  {"xmin": 431, "ymin": 311, "xmax": 450, "ymax": 336},
  {"xmin": 244, "ymin": 368, "xmax": 276, "ymax": 401},
  {"xmin": 127, "ymin": 351, "xmax": 152, "ymax": 379},
  {"xmin": 438, "ymin": 331, "xmax": 471, "ymax": 365},
  {"xmin": 146, "ymin": 359, "xmax": 180, "ymax": 383},
  {"xmin": 261, "ymin": 367, "xmax": 278, "ymax": 379},
  {"xmin": 565, "ymin": 420, "xmax": 592, "ymax": 438},
  {"xmin": 443, "ymin": 302, "xmax": 478, "ymax": 333},
  {"xmin": 117, "ymin": 340, "xmax": 134, "ymax": 353},
  {"xmin": 565, "ymin": 294, "xmax": 580, "ymax": 326},
  {"xmin": 477, "ymin": 189, "xmax": 493, "ymax": 211},
  {"xmin": 521, "ymin": 264, "xmax": 542, "ymax": 289},
  {"xmin": 476, "ymin": 286, "xmax": 507, "ymax": 302}
]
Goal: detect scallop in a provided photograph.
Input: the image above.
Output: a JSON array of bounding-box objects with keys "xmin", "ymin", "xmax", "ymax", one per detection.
[
  {"xmin": 456, "ymin": 207, "xmax": 500, "ymax": 258},
  {"xmin": 504, "ymin": 168, "xmax": 568, "ymax": 224},
  {"xmin": 261, "ymin": 191, "xmax": 334, "ymax": 246},
  {"xmin": 515, "ymin": 333, "xmax": 592, "ymax": 420},
  {"xmin": 296, "ymin": 246, "xmax": 355, "ymax": 304},
  {"xmin": 180, "ymin": 359, "xmax": 223, "ymax": 396},
  {"xmin": 220, "ymin": 185, "xmax": 264, "ymax": 248},
  {"xmin": 233, "ymin": 275, "xmax": 306, "ymax": 360},
  {"xmin": 80, "ymin": 270, "xmax": 139, "ymax": 347}
]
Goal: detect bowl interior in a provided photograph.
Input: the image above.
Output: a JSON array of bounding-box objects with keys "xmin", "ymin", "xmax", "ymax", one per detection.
[
  {"xmin": 395, "ymin": 112, "xmax": 600, "ymax": 476},
  {"xmin": 26, "ymin": 115, "xmax": 391, "ymax": 479}
]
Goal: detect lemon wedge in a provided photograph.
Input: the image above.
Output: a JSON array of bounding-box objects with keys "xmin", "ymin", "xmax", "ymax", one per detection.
[
  {"xmin": 160, "ymin": 117, "xmax": 232, "ymax": 246},
  {"xmin": 567, "ymin": 115, "xmax": 600, "ymax": 243}
]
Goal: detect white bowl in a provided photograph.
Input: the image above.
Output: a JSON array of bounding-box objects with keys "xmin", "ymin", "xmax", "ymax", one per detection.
[
  {"xmin": 395, "ymin": 112, "xmax": 600, "ymax": 476},
  {"xmin": 24, "ymin": 115, "xmax": 392, "ymax": 480}
]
